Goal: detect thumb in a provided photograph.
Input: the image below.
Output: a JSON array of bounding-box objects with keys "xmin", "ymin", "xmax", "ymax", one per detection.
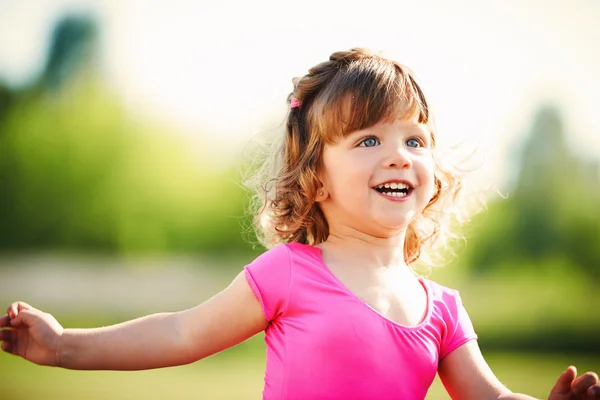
[{"xmin": 551, "ymin": 366, "xmax": 577, "ymax": 395}]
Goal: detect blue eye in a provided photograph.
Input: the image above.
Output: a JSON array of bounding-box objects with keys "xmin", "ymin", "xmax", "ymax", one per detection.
[
  {"xmin": 360, "ymin": 137, "xmax": 379, "ymax": 147},
  {"xmin": 406, "ymin": 138, "xmax": 422, "ymax": 148}
]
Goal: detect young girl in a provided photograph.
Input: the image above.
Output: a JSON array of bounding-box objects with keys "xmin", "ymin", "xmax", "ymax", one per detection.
[{"xmin": 1, "ymin": 48, "xmax": 598, "ymax": 400}]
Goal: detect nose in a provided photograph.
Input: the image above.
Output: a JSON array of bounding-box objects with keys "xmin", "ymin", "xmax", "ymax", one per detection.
[{"xmin": 384, "ymin": 144, "xmax": 412, "ymax": 169}]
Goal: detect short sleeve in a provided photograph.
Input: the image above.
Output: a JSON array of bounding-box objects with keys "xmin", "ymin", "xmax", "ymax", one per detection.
[
  {"xmin": 244, "ymin": 244, "xmax": 292, "ymax": 322},
  {"xmin": 439, "ymin": 290, "xmax": 478, "ymax": 359}
]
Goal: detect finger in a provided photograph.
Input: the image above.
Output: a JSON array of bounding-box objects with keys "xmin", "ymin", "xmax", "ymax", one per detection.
[
  {"xmin": 0, "ymin": 328, "xmax": 15, "ymax": 342},
  {"xmin": 571, "ymin": 371, "xmax": 599, "ymax": 395},
  {"xmin": 551, "ymin": 366, "xmax": 577, "ymax": 394},
  {"xmin": 9, "ymin": 309, "xmax": 35, "ymax": 328},
  {"xmin": 0, "ymin": 327, "xmax": 16, "ymax": 350},
  {"xmin": 1, "ymin": 340, "xmax": 14, "ymax": 355},
  {"xmin": 0, "ymin": 315, "xmax": 10, "ymax": 328},
  {"xmin": 6, "ymin": 301, "xmax": 33, "ymax": 319},
  {"xmin": 587, "ymin": 384, "xmax": 600, "ymax": 398}
]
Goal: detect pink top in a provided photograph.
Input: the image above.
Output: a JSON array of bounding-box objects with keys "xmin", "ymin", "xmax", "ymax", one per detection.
[{"xmin": 244, "ymin": 243, "xmax": 477, "ymax": 400}]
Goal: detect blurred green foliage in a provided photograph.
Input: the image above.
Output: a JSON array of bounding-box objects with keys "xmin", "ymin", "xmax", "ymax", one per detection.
[
  {"xmin": 461, "ymin": 105, "xmax": 600, "ymax": 278},
  {"xmin": 0, "ymin": 80, "xmax": 253, "ymax": 255},
  {"xmin": 0, "ymin": 14, "xmax": 255, "ymax": 257}
]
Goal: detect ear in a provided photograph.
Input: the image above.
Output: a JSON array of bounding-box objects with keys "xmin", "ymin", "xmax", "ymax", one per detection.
[{"xmin": 315, "ymin": 186, "xmax": 328, "ymax": 202}]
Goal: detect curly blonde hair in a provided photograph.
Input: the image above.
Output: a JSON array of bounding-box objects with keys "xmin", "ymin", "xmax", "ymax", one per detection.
[{"xmin": 245, "ymin": 48, "xmax": 469, "ymax": 266}]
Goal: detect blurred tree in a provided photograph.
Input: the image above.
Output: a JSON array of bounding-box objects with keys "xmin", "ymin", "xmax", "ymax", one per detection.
[
  {"xmin": 512, "ymin": 106, "xmax": 571, "ymax": 258},
  {"xmin": 40, "ymin": 15, "xmax": 97, "ymax": 91},
  {"xmin": 463, "ymin": 105, "xmax": 600, "ymax": 277}
]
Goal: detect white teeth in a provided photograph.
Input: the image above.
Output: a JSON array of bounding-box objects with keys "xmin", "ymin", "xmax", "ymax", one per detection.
[
  {"xmin": 380, "ymin": 191, "xmax": 408, "ymax": 197},
  {"xmin": 376, "ymin": 182, "xmax": 410, "ymax": 190}
]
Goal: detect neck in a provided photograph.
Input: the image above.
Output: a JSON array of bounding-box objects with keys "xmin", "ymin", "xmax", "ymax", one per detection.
[{"xmin": 319, "ymin": 225, "xmax": 408, "ymax": 269}]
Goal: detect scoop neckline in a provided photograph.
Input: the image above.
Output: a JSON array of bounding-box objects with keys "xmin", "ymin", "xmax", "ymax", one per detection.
[{"xmin": 296, "ymin": 243, "xmax": 433, "ymax": 331}]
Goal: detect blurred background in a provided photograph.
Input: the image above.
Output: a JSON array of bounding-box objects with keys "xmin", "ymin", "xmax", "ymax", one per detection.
[{"xmin": 1, "ymin": 0, "xmax": 599, "ymax": 399}]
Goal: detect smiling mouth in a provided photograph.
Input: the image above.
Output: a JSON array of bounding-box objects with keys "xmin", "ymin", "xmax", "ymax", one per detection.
[{"xmin": 374, "ymin": 182, "xmax": 413, "ymax": 198}]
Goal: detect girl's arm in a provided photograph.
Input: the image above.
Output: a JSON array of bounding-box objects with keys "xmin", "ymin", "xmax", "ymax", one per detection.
[
  {"xmin": 438, "ymin": 340, "xmax": 600, "ymax": 400},
  {"xmin": 1, "ymin": 271, "xmax": 267, "ymax": 370},
  {"xmin": 437, "ymin": 340, "xmax": 533, "ymax": 400}
]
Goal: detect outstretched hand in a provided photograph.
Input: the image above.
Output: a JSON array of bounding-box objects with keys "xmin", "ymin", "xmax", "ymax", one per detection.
[
  {"xmin": 549, "ymin": 366, "xmax": 600, "ymax": 400},
  {"xmin": 0, "ymin": 301, "xmax": 64, "ymax": 366}
]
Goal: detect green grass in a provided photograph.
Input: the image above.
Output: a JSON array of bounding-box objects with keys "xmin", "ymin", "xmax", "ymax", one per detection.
[
  {"xmin": 1, "ymin": 353, "xmax": 264, "ymax": 399},
  {"xmin": 1, "ymin": 340, "xmax": 598, "ymax": 400}
]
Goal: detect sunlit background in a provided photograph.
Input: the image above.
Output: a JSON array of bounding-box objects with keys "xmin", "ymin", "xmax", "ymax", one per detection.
[{"xmin": 1, "ymin": 1, "xmax": 599, "ymax": 399}]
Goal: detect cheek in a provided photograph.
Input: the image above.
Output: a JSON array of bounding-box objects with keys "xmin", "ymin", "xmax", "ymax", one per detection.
[
  {"xmin": 327, "ymin": 168, "xmax": 363, "ymax": 197},
  {"xmin": 420, "ymin": 160, "xmax": 436, "ymax": 197},
  {"xmin": 323, "ymin": 154, "xmax": 370, "ymax": 193}
]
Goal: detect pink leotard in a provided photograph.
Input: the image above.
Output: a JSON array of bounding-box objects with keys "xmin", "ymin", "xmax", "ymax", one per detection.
[{"xmin": 245, "ymin": 242, "xmax": 477, "ymax": 400}]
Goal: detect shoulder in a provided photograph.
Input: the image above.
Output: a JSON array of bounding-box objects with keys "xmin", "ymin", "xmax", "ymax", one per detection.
[
  {"xmin": 244, "ymin": 244, "xmax": 293, "ymax": 321},
  {"xmin": 244, "ymin": 242, "xmax": 320, "ymax": 321},
  {"xmin": 422, "ymin": 278, "xmax": 478, "ymax": 357},
  {"xmin": 421, "ymin": 278, "xmax": 462, "ymax": 304},
  {"xmin": 421, "ymin": 278, "xmax": 469, "ymax": 323},
  {"xmin": 247, "ymin": 242, "xmax": 317, "ymax": 268},
  {"xmin": 249, "ymin": 243, "xmax": 292, "ymax": 265}
]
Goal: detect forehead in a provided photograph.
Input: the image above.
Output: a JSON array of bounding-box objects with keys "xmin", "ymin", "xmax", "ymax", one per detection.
[
  {"xmin": 339, "ymin": 102, "xmax": 432, "ymax": 135},
  {"xmin": 344, "ymin": 115, "xmax": 432, "ymax": 139},
  {"xmin": 310, "ymin": 83, "xmax": 429, "ymax": 145}
]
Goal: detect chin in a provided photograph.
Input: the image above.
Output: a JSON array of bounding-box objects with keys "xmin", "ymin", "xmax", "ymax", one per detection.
[
  {"xmin": 367, "ymin": 228, "xmax": 408, "ymax": 242},
  {"xmin": 375, "ymin": 213, "xmax": 416, "ymax": 230},
  {"xmin": 371, "ymin": 222, "xmax": 412, "ymax": 238}
]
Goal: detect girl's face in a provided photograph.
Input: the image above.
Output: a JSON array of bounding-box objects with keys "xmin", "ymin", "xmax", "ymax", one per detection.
[{"xmin": 318, "ymin": 116, "xmax": 435, "ymax": 238}]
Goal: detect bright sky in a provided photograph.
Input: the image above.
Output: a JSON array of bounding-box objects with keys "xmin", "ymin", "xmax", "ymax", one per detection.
[{"xmin": 1, "ymin": 0, "xmax": 599, "ymax": 187}]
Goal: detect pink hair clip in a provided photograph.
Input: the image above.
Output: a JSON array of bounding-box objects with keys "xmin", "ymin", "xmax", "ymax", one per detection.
[{"xmin": 290, "ymin": 97, "xmax": 302, "ymax": 109}]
